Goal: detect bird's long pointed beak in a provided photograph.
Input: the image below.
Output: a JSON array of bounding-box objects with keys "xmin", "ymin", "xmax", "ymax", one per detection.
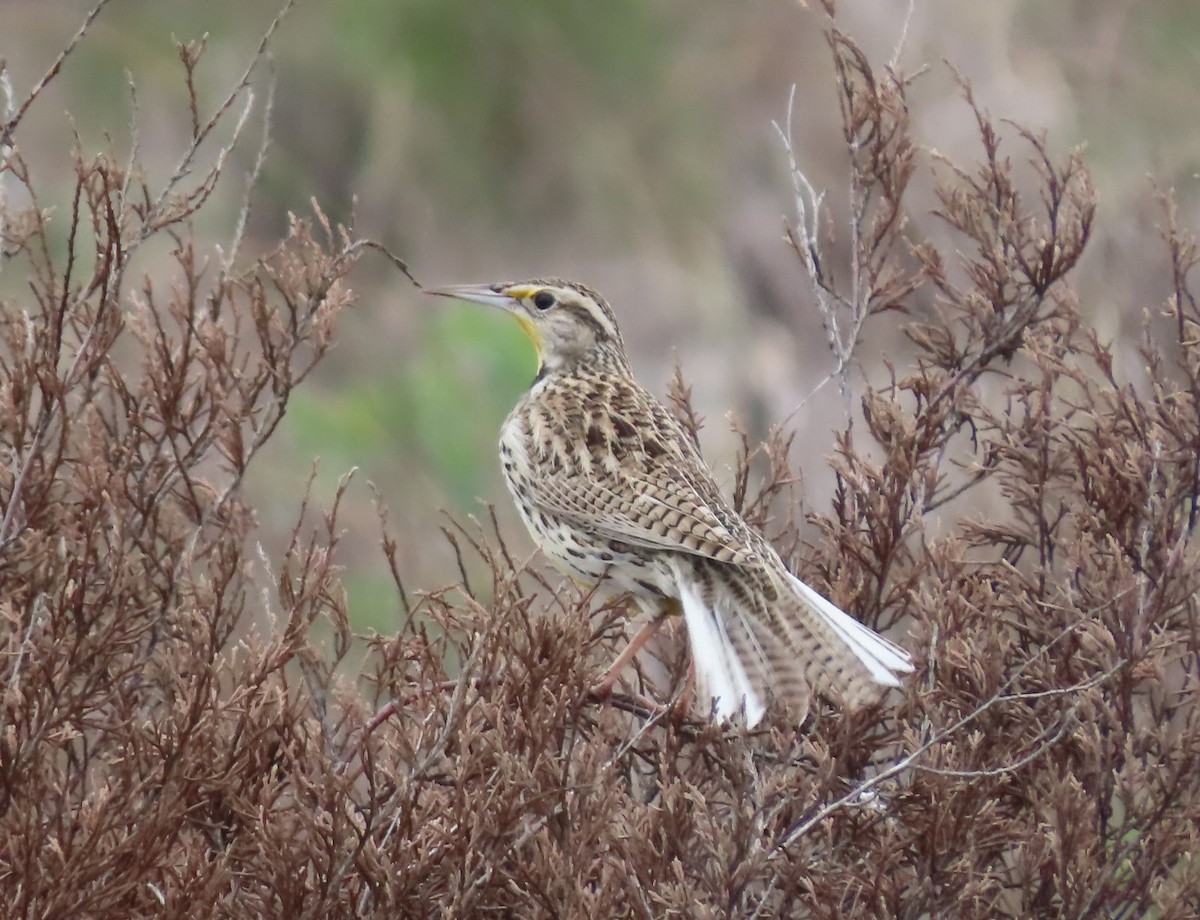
[{"xmin": 424, "ymin": 283, "xmax": 518, "ymax": 312}]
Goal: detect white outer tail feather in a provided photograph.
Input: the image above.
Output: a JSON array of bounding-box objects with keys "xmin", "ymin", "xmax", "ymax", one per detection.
[
  {"xmin": 672, "ymin": 566, "xmax": 913, "ymax": 728},
  {"xmin": 785, "ymin": 574, "xmax": 915, "ymax": 686},
  {"xmin": 675, "ymin": 578, "xmax": 766, "ymax": 726}
]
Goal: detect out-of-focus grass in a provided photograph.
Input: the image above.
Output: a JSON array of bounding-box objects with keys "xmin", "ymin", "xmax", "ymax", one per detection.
[
  {"xmin": 392, "ymin": 305, "xmax": 535, "ymax": 504},
  {"xmin": 289, "ymin": 305, "xmax": 533, "ymax": 506},
  {"xmin": 327, "ymin": 0, "xmax": 710, "ymax": 234},
  {"xmin": 274, "ymin": 304, "xmax": 535, "ymax": 629},
  {"xmin": 7, "ymin": 0, "xmax": 1200, "ymax": 631}
]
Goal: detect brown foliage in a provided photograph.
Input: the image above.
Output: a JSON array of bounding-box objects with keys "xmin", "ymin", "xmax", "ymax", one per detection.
[{"xmin": 2, "ymin": 3, "xmax": 1198, "ymax": 918}]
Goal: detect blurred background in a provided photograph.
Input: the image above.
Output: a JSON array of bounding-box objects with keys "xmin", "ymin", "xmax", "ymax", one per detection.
[{"xmin": 3, "ymin": 0, "xmax": 1198, "ymax": 630}]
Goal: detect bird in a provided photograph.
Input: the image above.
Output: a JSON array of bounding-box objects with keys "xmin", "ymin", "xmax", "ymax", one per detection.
[{"xmin": 425, "ymin": 278, "xmax": 913, "ymax": 727}]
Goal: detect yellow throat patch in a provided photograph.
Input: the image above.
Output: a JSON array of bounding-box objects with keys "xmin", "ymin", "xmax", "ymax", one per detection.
[{"xmin": 498, "ymin": 285, "xmax": 545, "ymax": 362}]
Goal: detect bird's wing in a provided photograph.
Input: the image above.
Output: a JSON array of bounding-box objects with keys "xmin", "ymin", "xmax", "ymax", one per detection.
[{"xmin": 514, "ymin": 376, "xmax": 762, "ymax": 567}]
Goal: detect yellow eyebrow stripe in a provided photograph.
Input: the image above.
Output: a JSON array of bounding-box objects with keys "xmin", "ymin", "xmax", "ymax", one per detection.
[{"xmin": 504, "ymin": 284, "xmax": 539, "ymax": 301}]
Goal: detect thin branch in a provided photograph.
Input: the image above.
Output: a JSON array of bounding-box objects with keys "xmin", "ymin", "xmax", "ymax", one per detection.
[{"xmin": 0, "ymin": 0, "xmax": 115, "ymax": 149}]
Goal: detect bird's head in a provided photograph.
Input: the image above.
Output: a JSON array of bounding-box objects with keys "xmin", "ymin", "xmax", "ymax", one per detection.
[{"xmin": 426, "ymin": 278, "xmax": 629, "ymax": 378}]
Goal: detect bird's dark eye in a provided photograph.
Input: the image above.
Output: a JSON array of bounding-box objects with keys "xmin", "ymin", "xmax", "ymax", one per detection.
[{"xmin": 533, "ymin": 291, "xmax": 556, "ymax": 311}]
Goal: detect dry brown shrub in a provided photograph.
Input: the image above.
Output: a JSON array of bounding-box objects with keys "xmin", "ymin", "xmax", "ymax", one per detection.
[{"xmin": 1, "ymin": 2, "xmax": 1198, "ymax": 918}]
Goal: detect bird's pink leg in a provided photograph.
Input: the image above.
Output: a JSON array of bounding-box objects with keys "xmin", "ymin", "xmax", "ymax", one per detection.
[
  {"xmin": 669, "ymin": 659, "xmax": 696, "ymax": 720},
  {"xmin": 591, "ymin": 612, "xmax": 667, "ymax": 699}
]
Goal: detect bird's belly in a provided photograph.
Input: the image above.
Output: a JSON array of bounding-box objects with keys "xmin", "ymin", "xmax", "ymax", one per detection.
[
  {"xmin": 499, "ymin": 413, "xmax": 673, "ymax": 599},
  {"xmin": 503, "ymin": 488, "xmax": 669, "ymax": 601},
  {"xmin": 521, "ymin": 501, "xmax": 661, "ymax": 585}
]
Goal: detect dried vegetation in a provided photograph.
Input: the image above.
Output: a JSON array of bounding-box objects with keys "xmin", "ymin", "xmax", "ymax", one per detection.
[{"xmin": 1, "ymin": 1, "xmax": 1198, "ymax": 917}]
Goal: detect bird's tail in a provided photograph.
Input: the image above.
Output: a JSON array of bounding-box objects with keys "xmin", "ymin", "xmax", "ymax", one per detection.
[{"xmin": 670, "ymin": 560, "xmax": 913, "ymax": 727}]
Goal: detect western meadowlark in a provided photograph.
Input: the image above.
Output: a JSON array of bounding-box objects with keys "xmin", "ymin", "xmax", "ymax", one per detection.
[{"xmin": 427, "ymin": 278, "xmax": 913, "ymax": 726}]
